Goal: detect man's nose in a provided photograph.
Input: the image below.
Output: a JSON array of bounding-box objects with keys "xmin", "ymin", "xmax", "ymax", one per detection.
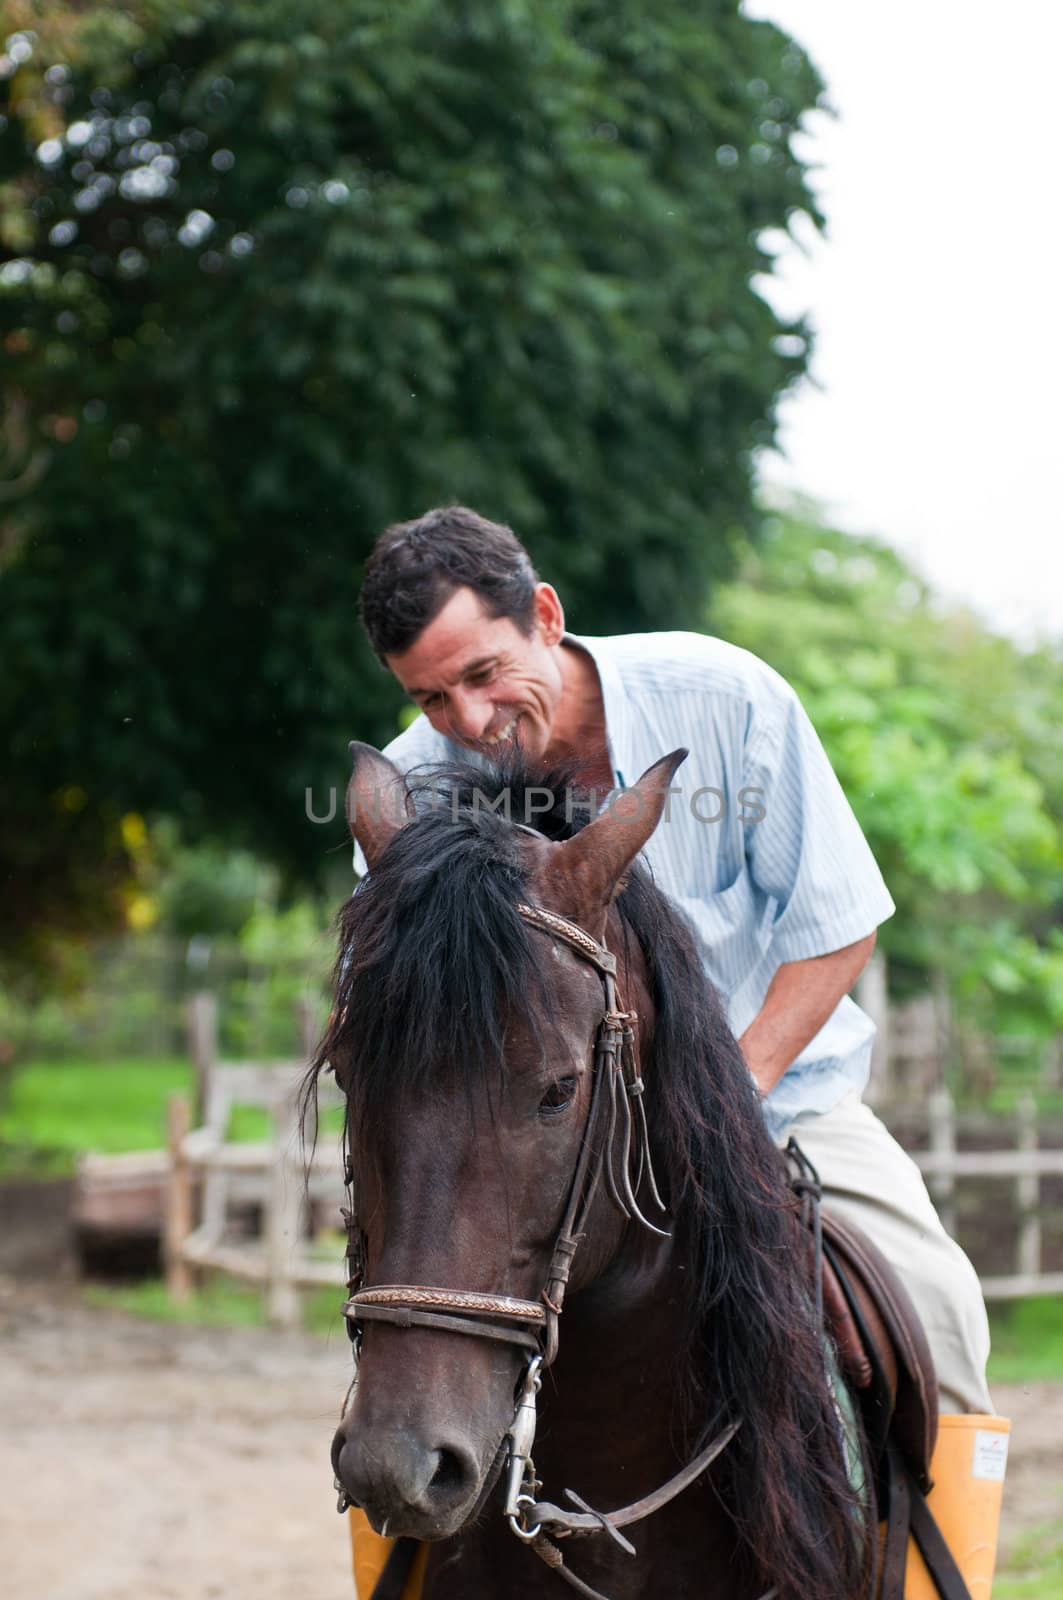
[{"xmin": 445, "ymin": 689, "xmax": 493, "ymax": 742}]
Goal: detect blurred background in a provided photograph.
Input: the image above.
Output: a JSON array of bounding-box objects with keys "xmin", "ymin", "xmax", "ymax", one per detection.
[{"xmin": 1, "ymin": 3, "xmax": 1061, "ymax": 1596}]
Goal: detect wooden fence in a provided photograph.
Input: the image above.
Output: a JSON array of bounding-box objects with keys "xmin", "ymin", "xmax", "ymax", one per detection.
[
  {"xmin": 913, "ymin": 1087, "xmax": 1063, "ymax": 1299},
  {"xmin": 163, "ymin": 998, "xmax": 346, "ymax": 1326},
  {"xmin": 162, "ymin": 1078, "xmax": 1063, "ymax": 1324},
  {"xmin": 164, "ymin": 1061, "xmax": 347, "ymax": 1328},
  {"xmin": 159, "ymin": 997, "xmax": 1063, "ymax": 1322}
]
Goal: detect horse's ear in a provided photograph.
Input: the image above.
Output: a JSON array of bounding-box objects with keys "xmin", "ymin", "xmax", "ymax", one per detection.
[
  {"xmin": 346, "ymin": 741, "xmax": 414, "ymax": 870},
  {"xmin": 536, "ymin": 749, "xmax": 688, "ymax": 930}
]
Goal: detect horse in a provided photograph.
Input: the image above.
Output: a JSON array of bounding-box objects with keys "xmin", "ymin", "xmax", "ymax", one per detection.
[{"xmin": 311, "ymin": 743, "xmax": 871, "ymax": 1600}]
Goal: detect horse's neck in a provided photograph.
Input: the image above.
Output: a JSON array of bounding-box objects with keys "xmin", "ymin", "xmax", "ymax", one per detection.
[
  {"xmin": 488, "ymin": 1234, "xmax": 744, "ymax": 1600},
  {"xmin": 538, "ymin": 1231, "xmax": 696, "ymax": 1498}
]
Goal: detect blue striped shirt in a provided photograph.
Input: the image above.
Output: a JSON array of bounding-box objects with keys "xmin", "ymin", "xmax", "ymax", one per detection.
[{"xmin": 372, "ymin": 630, "xmax": 895, "ymax": 1138}]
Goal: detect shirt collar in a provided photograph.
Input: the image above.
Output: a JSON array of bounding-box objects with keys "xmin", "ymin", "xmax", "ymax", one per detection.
[{"xmin": 562, "ymin": 631, "xmax": 633, "ymax": 788}]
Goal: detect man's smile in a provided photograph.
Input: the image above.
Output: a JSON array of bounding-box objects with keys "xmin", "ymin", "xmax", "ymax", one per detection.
[{"xmin": 478, "ymin": 716, "xmax": 517, "ymax": 748}]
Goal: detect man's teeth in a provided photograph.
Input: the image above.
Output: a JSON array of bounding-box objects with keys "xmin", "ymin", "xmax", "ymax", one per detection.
[{"xmin": 483, "ymin": 719, "xmax": 516, "ymax": 746}]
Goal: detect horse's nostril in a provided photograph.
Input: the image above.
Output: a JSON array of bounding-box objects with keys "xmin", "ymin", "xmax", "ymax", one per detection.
[{"xmin": 429, "ymin": 1447, "xmax": 467, "ymax": 1496}]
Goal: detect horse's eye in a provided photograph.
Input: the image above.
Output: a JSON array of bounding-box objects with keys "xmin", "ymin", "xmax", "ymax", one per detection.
[{"xmin": 539, "ymin": 1075, "xmax": 577, "ymax": 1116}]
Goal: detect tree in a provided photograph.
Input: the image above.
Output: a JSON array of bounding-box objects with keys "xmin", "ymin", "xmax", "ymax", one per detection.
[
  {"xmin": 1, "ymin": 0, "xmax": 822, "ymax": 969},
  {"xmin": 711, "ymin": 511, "xmax": 1063, "ymax": 1036}
]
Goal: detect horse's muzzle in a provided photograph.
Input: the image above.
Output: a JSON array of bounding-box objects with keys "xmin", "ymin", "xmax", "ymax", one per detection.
[{"xmin": 332, "ymin": 1419, "xmax": 483, "ymax": 1540}]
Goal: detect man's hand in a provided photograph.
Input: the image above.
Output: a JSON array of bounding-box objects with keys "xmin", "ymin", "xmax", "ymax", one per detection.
[{"xmin": 738, "ymin": 933, "xmax": 877, "ymax": 1098}]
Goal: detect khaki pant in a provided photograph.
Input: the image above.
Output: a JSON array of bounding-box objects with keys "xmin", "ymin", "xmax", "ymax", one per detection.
[{"xmin": 782, "ymin": 1091, "xmax": 993, "ymax": 1414}]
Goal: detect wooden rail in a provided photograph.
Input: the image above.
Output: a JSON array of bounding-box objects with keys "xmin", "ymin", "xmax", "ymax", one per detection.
[
  {"xmin": 162, "ymin": 995, "xmax": 1060, "ymax": 1318},
  {"xmin": 912, "ymin": 1089, "xmax": 1059, "ymax": 1300},
  {"xmin": 164, "ymin": 1057, "xmax": 346, "ymax": 1327}
]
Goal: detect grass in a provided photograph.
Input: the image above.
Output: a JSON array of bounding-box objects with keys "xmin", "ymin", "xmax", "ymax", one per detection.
[
  {"xmin": 0, "ymin": 1055, "xmax": 342, "ymax": 1178},
  {"xmin": 988, "ymin": 1296, "xmax": 1063, "ymax": 1384},
  {"xmin": 996, "ymin": 1513, "xmax": 1063, "ymax": 1599},
  {"xmin": 0, "ymin": 1056, "xmax": 191, "ymax": 1176},
  {"xmin": 83, "ymin": 1273, "xmax": 344, "ymax": 1337}
]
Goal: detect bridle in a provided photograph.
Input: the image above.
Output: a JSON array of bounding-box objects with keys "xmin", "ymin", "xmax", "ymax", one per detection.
[{"xmin": 335, "ymin": 901, "xmax": 744, "ymax": 1600}]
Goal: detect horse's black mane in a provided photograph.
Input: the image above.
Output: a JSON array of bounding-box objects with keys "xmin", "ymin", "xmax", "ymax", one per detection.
[{"xmin": 311, "ymin": 756, "xmax": 866, "ymax": 1600}]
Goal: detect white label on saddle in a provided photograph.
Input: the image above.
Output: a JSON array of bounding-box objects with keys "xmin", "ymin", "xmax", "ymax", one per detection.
[{"xmin": 972, "ymin": 1430, "xmax": 1009, "ymax": 1481}]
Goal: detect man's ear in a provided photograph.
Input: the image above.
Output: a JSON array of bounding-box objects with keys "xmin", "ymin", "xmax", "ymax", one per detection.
[
  {"xmin": 534, "ymin": 749, "xmax": 687, "ymax": 933},
  {"xmin": 532, "ymin": 583, "xmax": 565, "ymax": 647},
  {"xmin": 346, "ymin": 742, "xmax": 414, "ymax": 871}
]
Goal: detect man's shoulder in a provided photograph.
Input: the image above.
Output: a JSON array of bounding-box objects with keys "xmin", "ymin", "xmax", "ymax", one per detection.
[
  {"xmin": 586, "ymin": 629, "xmax": 795, "ymax": 707},
  {"xmin": 381, "ymin": 715, "xmax": 458, "ymax": 772}
]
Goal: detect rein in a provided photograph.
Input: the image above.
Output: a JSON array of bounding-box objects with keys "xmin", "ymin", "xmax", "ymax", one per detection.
[{"xmin": 336, "ymin": 901, "xmax": 741, "ymax": 1599}]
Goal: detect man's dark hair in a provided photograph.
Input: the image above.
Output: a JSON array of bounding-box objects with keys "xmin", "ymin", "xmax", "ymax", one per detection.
[{"xmin": 360, "ymin": 506, "xmax": 540, "ymax": 660}]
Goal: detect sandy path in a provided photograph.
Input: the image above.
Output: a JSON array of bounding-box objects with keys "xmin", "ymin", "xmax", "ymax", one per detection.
[
  {"xmin": 0, "ymin": 1281, "xmax": 355, "ymax": 1600},
  {"xmin": 0, "ymin": 1280, "xmax": 1056, "ymax": 1598}
]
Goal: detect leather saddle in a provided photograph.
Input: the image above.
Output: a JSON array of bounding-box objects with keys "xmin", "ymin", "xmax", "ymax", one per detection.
[
  {"xmin": 804, "ymin": 1196, "xmax": 972, "ymax": 1600},
  {"xmin": 819, "ymin": 1206, "xmax": 939, "ymax": 1490}
]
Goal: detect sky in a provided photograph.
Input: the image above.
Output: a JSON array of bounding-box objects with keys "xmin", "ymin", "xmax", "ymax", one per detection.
[{"xmin": 744, "ymin": 0, "xmax": 1063, "ymax": 644}]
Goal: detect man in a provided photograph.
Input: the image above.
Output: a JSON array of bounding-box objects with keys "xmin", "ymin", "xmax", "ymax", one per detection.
[{"xmin": 356, "ymin": 503, "xmax": 992, "ymax": 1415}]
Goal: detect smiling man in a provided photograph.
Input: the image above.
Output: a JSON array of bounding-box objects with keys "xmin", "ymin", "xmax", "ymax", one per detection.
[{"xmin": 356, "ymin": 503, "xmax": 992, "ymax": 1416}]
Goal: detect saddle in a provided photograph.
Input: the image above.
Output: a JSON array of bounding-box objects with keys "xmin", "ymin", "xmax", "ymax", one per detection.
[
  {"xmin": 820, "ymin": 1206, "xmax": 938, "ymax": 1488},
  {"xmin": 793, "ymin": 1162, "xmax": 974, "ymax": 1600}
]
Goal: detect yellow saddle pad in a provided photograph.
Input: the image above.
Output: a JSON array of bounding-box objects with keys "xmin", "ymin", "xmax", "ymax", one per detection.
[{"xmin": 349, "ymin": 1508, "xmax": 427, "ymax": 1600}]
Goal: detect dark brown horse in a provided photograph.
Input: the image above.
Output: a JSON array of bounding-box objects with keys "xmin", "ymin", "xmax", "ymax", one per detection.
[{"xmin": 312, "ymin": 745, "xmax": 868, "ymax": 1600}]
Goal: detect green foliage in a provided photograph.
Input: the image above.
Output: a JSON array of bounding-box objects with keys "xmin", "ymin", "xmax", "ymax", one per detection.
[
  {"xmin": 153, "ymin": 827, "xmax": 267, "ymax": 939},
  {"xmin": 988, "ymin": 1296, "xmax": 1063, "ymax": 1385},
  {"xmin": 712, "ymin": 513, "xmax": 1063, "ymax": 1034},
  {"xmin": 0, "ymin": 1, "xmax": 823, "ymax": 970},
  {"xmin": 225, "ymin": 897, "xmax": 330, "ymax": 1054}
]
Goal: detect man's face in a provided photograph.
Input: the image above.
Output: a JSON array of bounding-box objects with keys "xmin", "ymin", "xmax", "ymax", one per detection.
[{"xmin": 385, "ymin": 584, "xmax": 566, "ymax": 760}]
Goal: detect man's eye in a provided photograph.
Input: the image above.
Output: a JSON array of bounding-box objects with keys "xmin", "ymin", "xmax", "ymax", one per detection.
[{"xmin": 538, "ymin": 1076, "xmax": 577, "ymax": 1116}]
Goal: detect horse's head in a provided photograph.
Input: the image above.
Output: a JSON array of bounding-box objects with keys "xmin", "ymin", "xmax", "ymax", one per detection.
[{"xmin": 325, "ymin": 744, "xmax": 686, "ymax": 1540}]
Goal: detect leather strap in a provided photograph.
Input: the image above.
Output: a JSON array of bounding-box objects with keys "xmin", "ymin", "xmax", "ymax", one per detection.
[
  {"xmin": 880, "ymin": 1442, "xmax": 974, "ymax": 1600},
  {"xmin": 369, "ymin": 1536, "xmax": 420, "ymax": 1600},
  {"xmin": 348, "ymin": 1302, "xmax": 542, "ymax": 1350},
  {"xmin": 525, "ymin": 1419, "xmax": 740, "ymax": 1536},
  {"xmin": 345, "ymin": 1284, "xmax": 547, "ymax": 1351},
  {"xmin": 515, "ymin": 902, "xmax": 618, "ymax": 978},
  {"xmin": 909, "ymin": 1475, "xmax": 975, "ymax": 1600},
  {"xmin": 349, "ymin": 1285, "xmax": 546, "ymax": 1323},
  {"xmin": 880, "ymin": 1442, "xmax": 912, "ymax": 1600}
]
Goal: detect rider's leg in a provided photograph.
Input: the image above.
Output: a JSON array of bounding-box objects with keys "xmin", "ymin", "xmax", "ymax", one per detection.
[{"xmin": 781, "ymin": 1089, "xmax": 993, "ymax": 1414}]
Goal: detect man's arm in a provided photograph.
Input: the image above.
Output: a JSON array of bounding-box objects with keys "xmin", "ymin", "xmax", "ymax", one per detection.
[{"xmin": 738, "ymin": 932, "xmax": 877, "ymax": 1098}]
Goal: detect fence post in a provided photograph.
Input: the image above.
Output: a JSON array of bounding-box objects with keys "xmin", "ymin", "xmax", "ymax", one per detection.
[
  {"xmin": 267, "ymin": 1090, "xmax": 302, "ymax": 1329},
  {"xmin": 931, "ymin": 970, "xmax": 952, "ymax": 1091},
  {"xmin": 295, "ymin": 995, "xmax": 319, "ymax": 1062},
  {"xmin": 187, "ymin": 991, "xmax": 217, "ymax": 1124},
  {"xmin": 927, "ymin": 1087, "xmax": 956, "ymax": 1235},
  {"xmin": 164, "ymin": 1093, "xmax": 193, "ymax": 1302},
  {"xmin": 1044, "ymin": 1037, "xmax": 1063, "ymax": 1093},
  {"xmin": 1016, "ymin": 1090, "xmax": 1042, "ymax": 1280}
]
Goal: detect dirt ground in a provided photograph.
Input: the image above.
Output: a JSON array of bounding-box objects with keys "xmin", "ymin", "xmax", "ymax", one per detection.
[{"xmin": 0, "ymin": 1276, "xmax": 1059, "ymax": 1600}]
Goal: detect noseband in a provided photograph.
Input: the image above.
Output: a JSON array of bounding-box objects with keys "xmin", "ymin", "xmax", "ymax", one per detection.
[{"xmin": 336, "ymin": 901, "xmax": 742, "ymax": 1600}]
